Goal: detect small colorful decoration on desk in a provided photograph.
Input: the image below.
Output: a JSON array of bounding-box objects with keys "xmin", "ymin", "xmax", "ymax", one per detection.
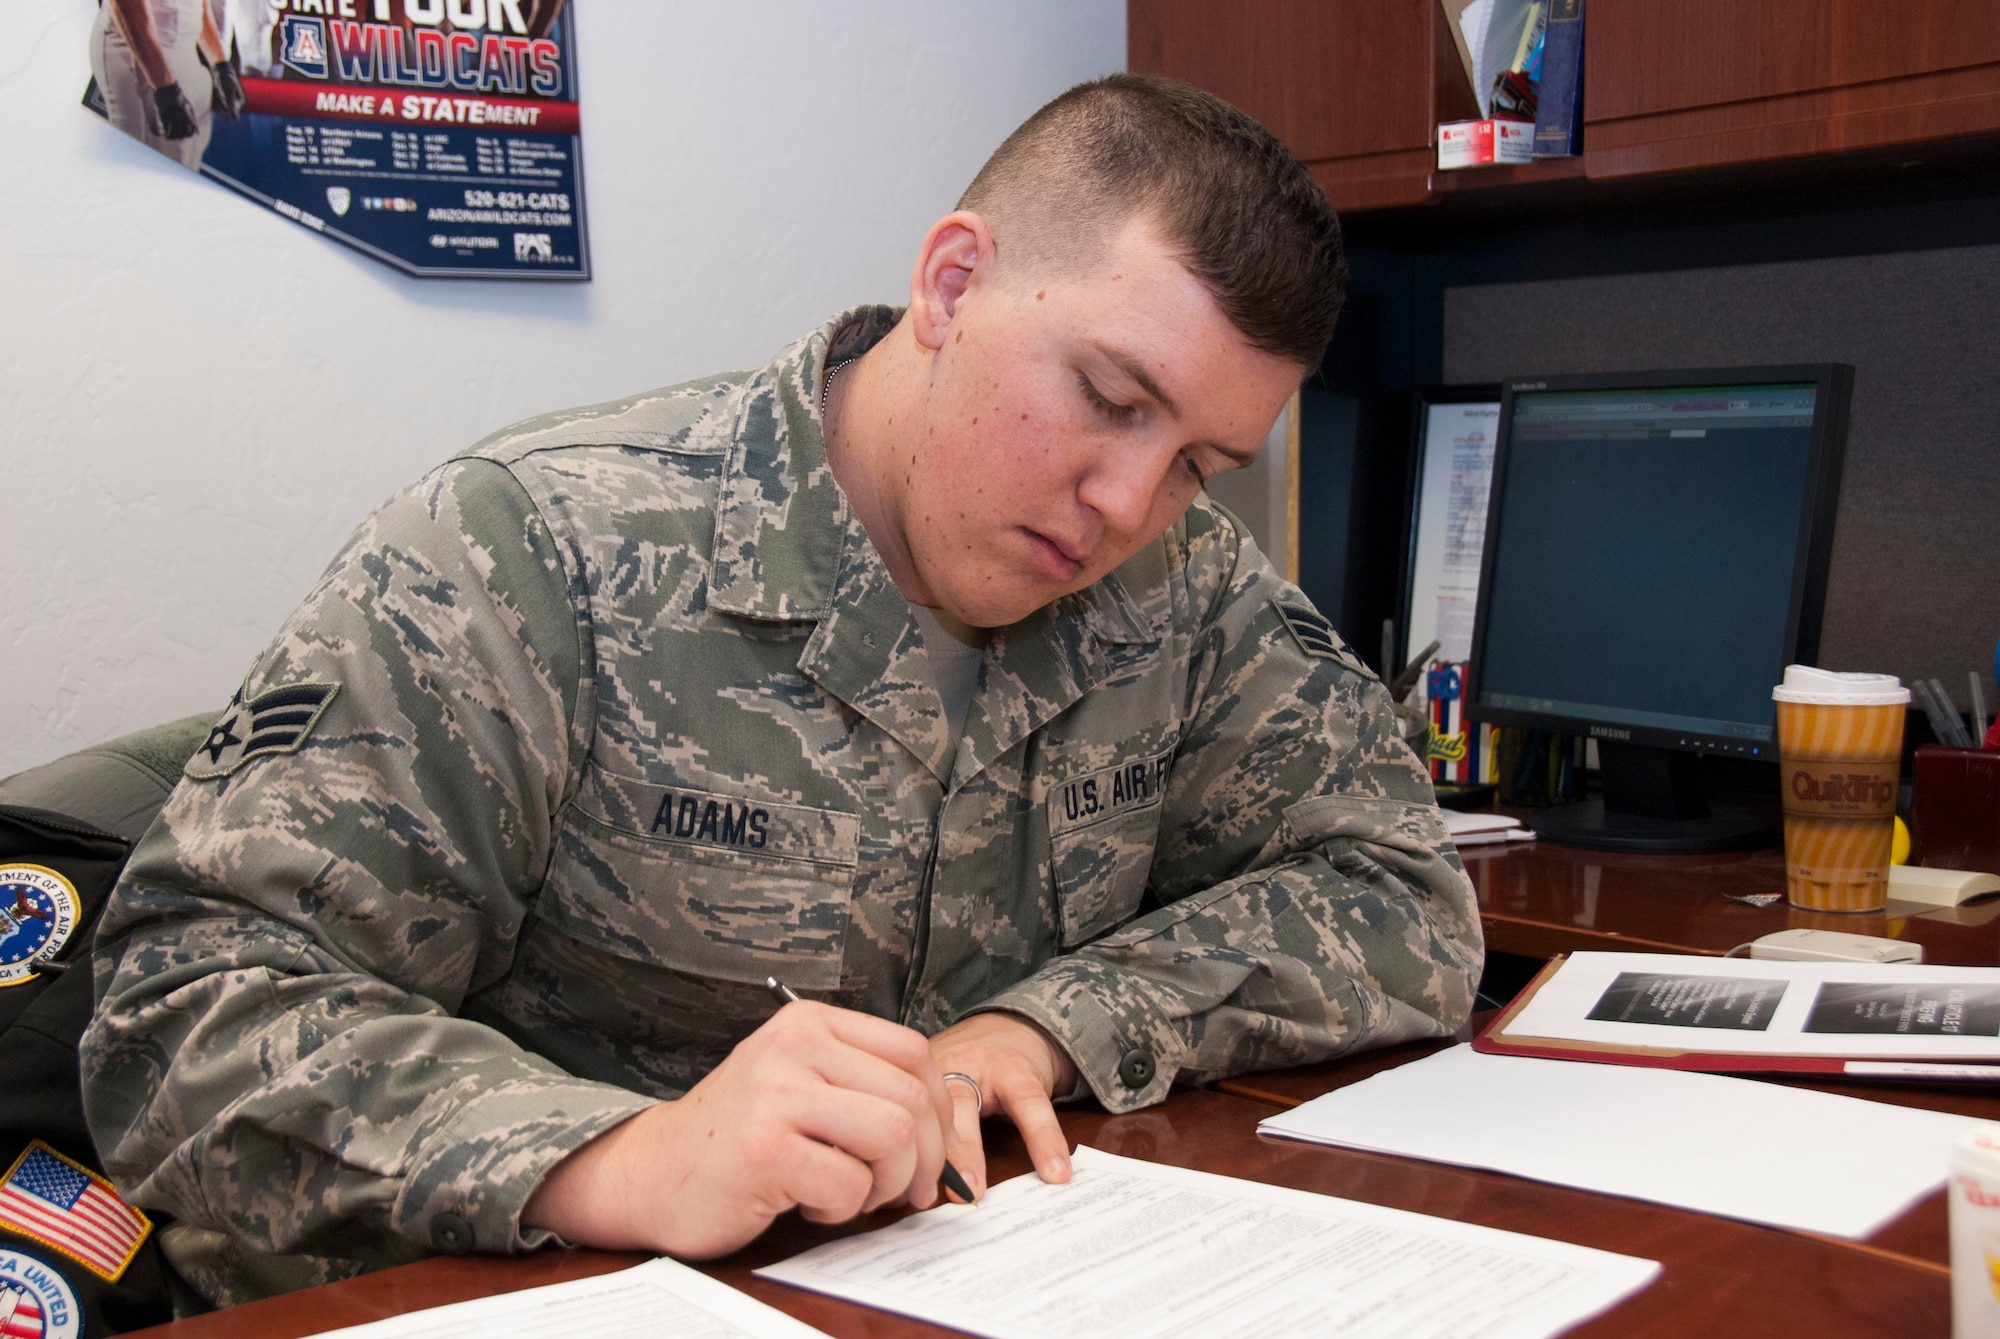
[{"xmin": 1425, "ymin": 662, "xmax": 1486, "ymax": 786}]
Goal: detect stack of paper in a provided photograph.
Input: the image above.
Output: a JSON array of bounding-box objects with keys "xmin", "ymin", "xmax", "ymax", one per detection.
[
  {"xmin": 1447, "ymin": 0, "xmax": 1496, "ymax": 115},
  {"xmin": 758, "ymin": 1146, "xmax": 1657, "ymax": 1339},
  {"xmin": 299, "ymin": 1146, "xmax": 1661, "ymax": 1339},
  {"xmin": 305, "ymin": 1256, "xmax": 830, "ymax": 1339},
  {"xmin": 1443, "ymin": 808, "xmax": 1535, "ymax": 845},
  {"xmin": 1260, "ymin": 1044, "xmax": 1986, "ymax": 1238}
]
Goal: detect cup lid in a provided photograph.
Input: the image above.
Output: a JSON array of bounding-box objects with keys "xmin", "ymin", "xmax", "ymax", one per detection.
[
  {"xmin": 1772, "ymin": 665, "xmax": 1911, "ymax": 705},
  {"xmin": 1956, "ymin": 1124, "xmax": 2000, "ymax": 1180}
]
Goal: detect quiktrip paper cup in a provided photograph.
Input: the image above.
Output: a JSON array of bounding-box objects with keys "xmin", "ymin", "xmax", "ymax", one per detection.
[
  {"xmin": 1952, "ymin": 1125, "xmax": 2000, "ymax": 1337},
  {"xmin": 1773, "ymin": 666, "xmax": 1910, "ymax": 913}
]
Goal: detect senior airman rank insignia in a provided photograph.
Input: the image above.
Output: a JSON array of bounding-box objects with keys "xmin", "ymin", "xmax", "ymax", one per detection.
[
  {"xmin": 1272, "ymin": 600, "xmax": 1341, "ymax": 661},
  {"xmin": 0, "ymin": 867, "xmax": 78, "ymax": 988},
  {"xmin": 184, "ymin": 683, "xmax": 340, "ymax": 780}
]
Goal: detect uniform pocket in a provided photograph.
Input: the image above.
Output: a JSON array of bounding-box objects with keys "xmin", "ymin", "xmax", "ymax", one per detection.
[
  {"xmin": 1047, "ymin": 750, "xmax": 1171, "ymax": 949},
  {"xmin": 539, "ymin": 761, "xmax": 861, "ymax": 989}
]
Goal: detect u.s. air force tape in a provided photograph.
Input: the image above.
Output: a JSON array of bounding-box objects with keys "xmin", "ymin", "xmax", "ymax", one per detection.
[{"xmin": 184, "ymin": 683, "xmax": 340, "ymax": 780}]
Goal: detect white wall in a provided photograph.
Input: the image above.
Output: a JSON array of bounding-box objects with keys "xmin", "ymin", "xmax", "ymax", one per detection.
[
  {"xmin": 3, "ymin": 1, "xmax": 1125, "ymax": 774},
  {"xmin": 1205, "ymin": 405, "xmax": 1291, "ymax": 580}
]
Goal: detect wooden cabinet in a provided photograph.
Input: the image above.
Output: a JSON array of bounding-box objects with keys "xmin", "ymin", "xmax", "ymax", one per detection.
[
  {"xmin": 1127, "ymin": 0, "xmax": 1452, "ymax": 211},
  {"xmin": 1585, "ymin": 0, "xmax": 2000, "ymax": 178},
  {"xmin": 1128, "ymin": 0, "xmax": 2000, "ymax": 215}
]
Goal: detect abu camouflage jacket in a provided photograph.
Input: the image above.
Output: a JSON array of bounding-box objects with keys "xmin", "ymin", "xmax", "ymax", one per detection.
[{"xmin": 81, "ymin": 308, "xmax": 1481, "ymax": 1305}]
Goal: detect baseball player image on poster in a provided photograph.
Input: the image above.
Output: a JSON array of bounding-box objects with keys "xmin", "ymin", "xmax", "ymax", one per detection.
[
  {"xmin": 82, "ymin": 0, "xmax": 590, "ymax": 280},
  {"xmin": 88, "ymin": 0, "xmax": 236, "ymax": 171}
]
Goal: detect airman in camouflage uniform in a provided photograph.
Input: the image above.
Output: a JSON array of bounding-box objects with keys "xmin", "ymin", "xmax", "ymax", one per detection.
[{"xmin": 81, "ymin": 76, "xmax": 1482, "ymax": 1308}]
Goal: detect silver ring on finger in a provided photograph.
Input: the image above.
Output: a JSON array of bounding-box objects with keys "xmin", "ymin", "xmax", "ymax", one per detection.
[{"xmin": 942, "ymin": 1071, "xmax": 983, "ymax": 1114}]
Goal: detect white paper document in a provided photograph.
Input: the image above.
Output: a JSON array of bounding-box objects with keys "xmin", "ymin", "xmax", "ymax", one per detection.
[
  {"xmin": 1456, "ymin": 0, "xmax": 1496, "ymax": 117},
  {"xmin": 305, "ymin": 1256, "xmax": 829, "ymax": 1339},
  {"xmin": 1259, "ymin": 1044, "xmax": 1986, "ymax": 1238},
  {"xmin": 1443, "ymin": 810, "xmax": 1534, "ymax": 846},
  {"xmin": 1508, "ymin": 951, "xmax": 2000, "ymax": 1058},
  {"xmin": 1406, "ymin": 399, "xmax": 1500, "ymax": 670},
  {"xmin": 756, "ymin": 1145, "xmax": 1657, "ymax": 1339}
]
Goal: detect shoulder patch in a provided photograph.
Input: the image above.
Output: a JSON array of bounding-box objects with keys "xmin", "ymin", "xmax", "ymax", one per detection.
[
  {"xmin": 0, "ymin": 867, "xmax": 78, "ymax": 988},
  {"xmin": 0, "ymin": 1141, "xmax": 150, "ymax": 1288},
  {"xmin": 0, "ymin": 1243, "xmax": 81, "ymax": 1338},
  {"xmin": 1271, "ymin": 599, "xmax": 1342, "ymax": 661},
  {"xmin": 184, "ymin": 683, "xmax": 340, "ymax": 781}
]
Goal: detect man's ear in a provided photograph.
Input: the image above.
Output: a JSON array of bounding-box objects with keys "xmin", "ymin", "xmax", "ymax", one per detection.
[{"xmin": 908, "ymin": 210, "xmax": 997, "ymax": 353}]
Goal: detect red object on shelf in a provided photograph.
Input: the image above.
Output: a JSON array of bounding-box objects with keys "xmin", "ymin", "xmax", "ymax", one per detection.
[
  {"xmin": 1912, "ymin": 744, "xmax": 2000, "ymax": 875},
  {"xmin": 1438, "ymin": 117, "xmax": 1535, "ymax": 169}
]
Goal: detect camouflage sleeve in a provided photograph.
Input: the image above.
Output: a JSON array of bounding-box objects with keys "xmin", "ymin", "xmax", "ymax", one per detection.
[
  {"xmin": 980, "ymin": 505, "xmax": 1483, "ymax": 1112},
  {"xmin": 80, "ymin": 460, "xmax": 656, "ymax": 1279}
]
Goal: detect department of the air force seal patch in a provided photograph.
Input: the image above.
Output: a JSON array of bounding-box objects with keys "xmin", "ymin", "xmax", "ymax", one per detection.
[
  {"xmin": 0, "ymin": 1246, "xmax": 82, "ymax": 1339},
  {"xmin": 184, "ymin": 683, "xmax": 339, "ymax": 781},
  {"xmin": 0, "ymin": 867, "xmax": 78, "ymax": 989}
]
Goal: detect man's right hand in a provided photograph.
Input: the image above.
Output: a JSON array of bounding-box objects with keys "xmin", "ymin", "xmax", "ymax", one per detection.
[
  {"xmin": 152, "ymin": 84, "xmax": 199, "ymax": 139},
  {"xmin": 520, "ymin": 999, "xmax": 957, "ymax": 1259}
]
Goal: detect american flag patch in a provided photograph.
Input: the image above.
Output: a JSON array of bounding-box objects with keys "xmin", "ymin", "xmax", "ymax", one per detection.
[
  {"xmin": 1272, "ymin": 600, "xmax": 1342, "ymax": 661},
  {"xmin": 184, "ymin": 681, "xmax": 339, "ymax": 781},
  {"xmin": 0, "ymin": 1143, "xmax": 150, "ymax": 1283}
]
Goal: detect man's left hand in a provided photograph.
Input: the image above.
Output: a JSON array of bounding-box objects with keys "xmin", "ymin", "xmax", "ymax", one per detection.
[
  {"xmin": 927, "ymin": 1012, "xmax": 1078, "ymax": 1201},
  {"xmin": 210, "ymin": 60, "xmax": 246, "ymax": 119}
]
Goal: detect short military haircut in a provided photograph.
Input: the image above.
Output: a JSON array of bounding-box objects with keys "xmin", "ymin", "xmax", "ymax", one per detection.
[{"xmin": 958, "ymin": 73, "xmax": 1346, "ymax": 372}]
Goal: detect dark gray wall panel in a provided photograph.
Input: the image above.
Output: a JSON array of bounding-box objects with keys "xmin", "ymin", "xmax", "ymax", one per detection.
[{"xmin": 1443, "ymin": 245, "xmax": 2000, "ymax": 704}]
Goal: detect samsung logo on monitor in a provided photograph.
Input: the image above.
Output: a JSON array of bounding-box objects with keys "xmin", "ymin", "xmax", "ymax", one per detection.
[
  {"xmin": 1511, "ymin": 381, "xmax": 1547, "ymax": 391},
  {"xmin": 1589, "ymin": 725, "xmax": 1632, "ymax": 741}
]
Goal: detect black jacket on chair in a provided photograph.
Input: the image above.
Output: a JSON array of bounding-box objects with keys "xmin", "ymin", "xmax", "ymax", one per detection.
[{"xmin": 0, "ymin": 716, "xmax": 209, "ymax": 1333}]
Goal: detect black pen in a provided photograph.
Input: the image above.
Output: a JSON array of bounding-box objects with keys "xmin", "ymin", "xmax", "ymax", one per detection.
[{"xmin": 765, "ymin": 976, "xmax": 978, "ymax": 1206}]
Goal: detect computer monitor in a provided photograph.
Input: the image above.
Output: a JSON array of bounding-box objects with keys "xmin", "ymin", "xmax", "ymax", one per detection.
[{"xmin": 1464, "ymin": 365, "xmax": 1853, "ymax": 853}]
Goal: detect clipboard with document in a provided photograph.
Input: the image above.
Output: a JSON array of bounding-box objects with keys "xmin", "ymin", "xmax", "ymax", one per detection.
[{"xmin": 1476, "ymin": 950, "xmax": 2000, "ymax": 1079}]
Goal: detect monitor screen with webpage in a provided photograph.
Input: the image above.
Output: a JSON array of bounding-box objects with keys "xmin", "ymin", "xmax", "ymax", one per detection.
[{"xmin": 1464, "ymin": 366, "xmax": 1852, "ymax": 853}]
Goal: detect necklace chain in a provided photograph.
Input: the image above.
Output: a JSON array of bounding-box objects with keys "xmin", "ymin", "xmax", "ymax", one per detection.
[{"xmin": 820, "ymin": 358, "xmax": 856, "ymax": 415}]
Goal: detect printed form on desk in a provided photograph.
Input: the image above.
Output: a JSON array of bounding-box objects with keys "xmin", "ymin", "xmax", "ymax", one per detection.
[
  {"xmin": 755, "ymin": 1146, "xmax": 1658, "ymax": 1339},
  {"xmin": 303, "ymin": 1256, "xmax": 830, "ymax": 1339}
]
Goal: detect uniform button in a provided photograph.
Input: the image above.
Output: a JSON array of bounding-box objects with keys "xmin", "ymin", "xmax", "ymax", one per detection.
[
  {"xmin": 1117, "ymin": 1048, "xmax": 1156, "ymax": 1089},
  {"xmin": 430, "ymin": 1212, "xmax": 474, "ymax": 1255}
]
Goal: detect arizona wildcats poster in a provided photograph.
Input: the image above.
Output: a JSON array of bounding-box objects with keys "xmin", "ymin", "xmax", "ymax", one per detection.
[{"xmin": 85, "ymin": 0, "xmax": 589, "ymax": 279}]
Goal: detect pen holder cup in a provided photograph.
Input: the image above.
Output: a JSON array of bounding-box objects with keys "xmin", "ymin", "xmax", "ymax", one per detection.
[{"xmin": 1913, "ymin": 745, "xmax": 2000, "ymax": 876}]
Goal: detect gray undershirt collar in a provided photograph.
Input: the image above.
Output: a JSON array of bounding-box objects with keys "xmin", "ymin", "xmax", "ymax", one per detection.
[{"xmin": 911, "ymin": 605, "xmax": 985, "ymax": 766}]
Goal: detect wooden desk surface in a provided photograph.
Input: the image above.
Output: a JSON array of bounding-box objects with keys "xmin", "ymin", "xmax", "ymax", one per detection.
[
  {"xmin": 1467, "ymin": 838, "xmax": 2000, "ymax": 964},
  {"xmin": 129, "ymin": 1042, "xmax": 1969, "ymax": 1339}
]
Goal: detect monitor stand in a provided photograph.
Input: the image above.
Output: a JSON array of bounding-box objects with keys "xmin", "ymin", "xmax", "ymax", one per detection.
[{"xmin": 1527, "ymin": 741, "xmax": 1776, "ymax": 855}]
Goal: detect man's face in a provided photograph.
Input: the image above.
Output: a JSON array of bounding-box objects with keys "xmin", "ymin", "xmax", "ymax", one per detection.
[{"xmin": 893, "ymin": 216, "xmax": 1303, "ymax": 629}]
